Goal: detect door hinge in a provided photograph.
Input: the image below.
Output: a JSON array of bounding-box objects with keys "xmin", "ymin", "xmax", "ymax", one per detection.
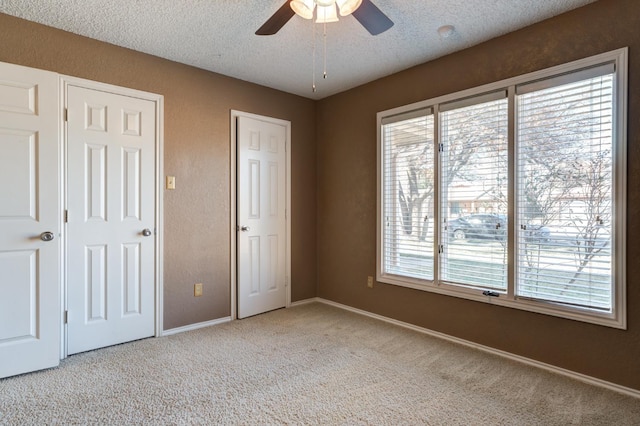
[
  {"xmin": 64, "ymin": 108, "xmax": 68, "ymax": 122},
  {"xmin": 64, "ymin": 210, "xmax": 68, "ymax": 223},
  {"xmin": 64, "ymin": 310, "xmax": 68, "ymax": 324}
]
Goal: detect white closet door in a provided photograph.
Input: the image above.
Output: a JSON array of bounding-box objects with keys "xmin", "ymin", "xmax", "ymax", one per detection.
[
  {"xmin": 66, "ymin": 85, "xmax": 157, "ymax": 355},
  {"xmin": 0, "ymin": 61, "xmax": 60, "ymax": 378}
]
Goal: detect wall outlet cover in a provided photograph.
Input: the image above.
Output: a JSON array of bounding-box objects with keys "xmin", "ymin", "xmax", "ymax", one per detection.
[{"xmin": 194, "ymin": 283, "xmax": 203, "ymax": 297}]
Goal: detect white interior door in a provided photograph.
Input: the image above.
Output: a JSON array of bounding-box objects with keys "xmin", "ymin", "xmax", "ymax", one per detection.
[
  {"xmin": 66, "ymin": 85, "xmax": 156, "ymax": 355},
  {"xmin": 0, "ymin": 62, "xmax": 60, "ymax": 378},
  {"xmin": 237, "ymin": 115, "xmax": 287, "ymax": 319}
]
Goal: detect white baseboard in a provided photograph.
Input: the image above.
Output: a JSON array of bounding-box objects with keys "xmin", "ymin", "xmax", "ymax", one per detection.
[
  {"xmin": 161, "ymin": 316, "xmax": 232, "ymax": 336},
  {"xmin": 315, "ymin": 298, "xmax": 640, "ymax": 399},
  {"xmin": 290, "ymin": 297, "xmax": 321, "ymax": 307},
  {"xmin": 162, "ymin": 298, "xmax": 319, "ymax": 336}
]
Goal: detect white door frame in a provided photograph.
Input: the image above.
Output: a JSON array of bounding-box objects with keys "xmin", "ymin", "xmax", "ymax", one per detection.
[
  {"xmin": 60, "ymin": 76, "xmax": 164, "ymax": 357},
  {"xmin": 230, "ymin": 110, "xmax": 291, "ymax": 320}
]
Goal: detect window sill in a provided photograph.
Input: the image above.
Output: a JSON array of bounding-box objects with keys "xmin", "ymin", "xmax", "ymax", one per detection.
[{"xmin": 377, "ymin": 273, "xmax": 625, "ymax": 329}]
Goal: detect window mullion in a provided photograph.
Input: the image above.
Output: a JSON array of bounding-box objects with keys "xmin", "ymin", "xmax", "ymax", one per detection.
[
  {"xmin": 433, "ymin": 104, "xmax": 441, "ymax": 286},
  {"xmin": 507, "ymin": 85, "xmax": 516, "ymax": 300}
]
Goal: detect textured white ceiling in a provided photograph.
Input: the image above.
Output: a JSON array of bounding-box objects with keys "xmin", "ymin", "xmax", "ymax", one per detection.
[{"xmin": 0, "ymin": 0, "xmax": 597, "ymax": 99}]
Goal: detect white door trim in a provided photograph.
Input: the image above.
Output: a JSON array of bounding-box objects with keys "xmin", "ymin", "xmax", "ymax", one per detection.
[
  {"xmin": 230, "ymin": 110, "xmax": 291, "ymax": 320},
  {"xmin": 60, "ymin": 75, "xmax": 164, "ymax": 356}
]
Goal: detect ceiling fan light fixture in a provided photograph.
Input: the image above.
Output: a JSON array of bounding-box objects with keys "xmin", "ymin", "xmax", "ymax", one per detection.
[
  {"xmin": 315, "ymin": 4, "xmax": 339, "ymax": 23},
  {"xmin": 290, "ymin": 0, "xmax": 315, "ymax": 20},
  {"xmin": 336, "ymin": 0, "xmax": 362, "ymax": 16},
  {"xmin": 315, "ymin": 0, "xmax": 336, "ymax": 7}
]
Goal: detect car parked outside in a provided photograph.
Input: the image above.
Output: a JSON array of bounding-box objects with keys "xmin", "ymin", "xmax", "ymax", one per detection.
[
  {"xmin": 446, "ymin": 214, "xmax": 550, "ymax": 242},
  {"xmin": 446, "ymin": 214, "xmax": 505, "ymax": 241}
]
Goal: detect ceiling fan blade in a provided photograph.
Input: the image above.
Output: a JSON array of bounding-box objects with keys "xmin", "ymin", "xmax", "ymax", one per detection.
[
  {"xmin": 256, "ymin": 1, "xmax": 296, "ymax": 35},
  {"xmin": 352, "ymin": 0, "xmax": 394, "ymax": 36}
]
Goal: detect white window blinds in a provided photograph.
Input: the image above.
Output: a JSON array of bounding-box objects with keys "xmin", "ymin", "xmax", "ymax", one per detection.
[
  {"xmin": 377, "ymin": 48, "xmax": 626, "ymax": 327},
  {"xmin": 516, "ymin": 69, "xmax": 614, "ymax": 311},
  {"xmin": 440, "ymin": 94, "xmax": 509, "ymax": 290},
  {"xmin": 381, "ymin": 109, "xmax": 435, "ymax": 280}
]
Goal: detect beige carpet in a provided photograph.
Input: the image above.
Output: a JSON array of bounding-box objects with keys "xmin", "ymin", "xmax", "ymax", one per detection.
[{"xmin": 1, "ymin": 302, "xmax": 638, "ymax": 425}]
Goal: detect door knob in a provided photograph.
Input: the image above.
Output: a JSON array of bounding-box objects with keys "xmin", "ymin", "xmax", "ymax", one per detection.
[
  {"xmin": 240, "ymin": 226, "xmax": 250, "ymax": 232},
  {"xmin": 142, "ymin": 228, "xmax": 152, "ymax": 237},
  {"xmin": 40, "ymin": 231, "xmax": 55, "ymax": 242}
]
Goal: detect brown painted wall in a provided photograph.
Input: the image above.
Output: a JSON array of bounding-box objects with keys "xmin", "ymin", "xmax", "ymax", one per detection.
[
  {"xmin": 317, "ymin": 0, "xmax": 640, "ymax": 391},
  {"xmin": 0, "ymin": 13, "xmax": 318, "ymax": 330}
]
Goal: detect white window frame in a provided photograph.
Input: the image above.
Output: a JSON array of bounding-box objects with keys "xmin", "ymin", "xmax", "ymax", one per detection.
[{"xmin": 376, "ymin": 48, "xmax": 627, "ymax": 329}]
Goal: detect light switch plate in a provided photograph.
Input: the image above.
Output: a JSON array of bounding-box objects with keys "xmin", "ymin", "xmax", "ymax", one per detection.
[{"xmin": 166, "ymin": 176, "xmax": 176, "ymax": 190}]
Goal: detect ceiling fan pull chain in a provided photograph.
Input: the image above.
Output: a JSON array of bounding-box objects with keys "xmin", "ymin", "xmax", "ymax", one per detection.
[
  {"xmin": 312, "ymin": 17, "xmax": 317, "ymax": 92},
  {"xmin": 323, "ymin": 21, "xmax": 328, "ymax": 80}
]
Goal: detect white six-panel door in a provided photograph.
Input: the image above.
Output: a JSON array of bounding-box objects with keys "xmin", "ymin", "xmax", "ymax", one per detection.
[
  {"xmin": 66, "ymin": 85, "xmax": 156, "ymax": 355},
  {"xmin": 0, "ymin": 62, "xmax": 60, "ymax": 378},
  {"xmin": 237, "ymin": 115, "xmax": 287, "ymax": 319}
]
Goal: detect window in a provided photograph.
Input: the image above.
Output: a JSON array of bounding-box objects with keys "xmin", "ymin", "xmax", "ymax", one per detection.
[
  {"xmin": 440, "ymin": 93, "xmax": 508, "ymax": 290},
  {"xmin": 381, "ymin": 109, "xmax": 435, "ymax": 281},
  {"xmin": 516, "ymin": 65, "xmax": 615, "ymax": 311},
  {"xmin": 377, "ymin": 49, "xmax": 627, "ymax": 328}
]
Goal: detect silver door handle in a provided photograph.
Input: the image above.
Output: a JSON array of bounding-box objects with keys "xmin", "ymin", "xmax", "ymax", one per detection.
[
  {"xmin": 40, "ymin": 231, "xmax": 55, "ymax": 242},
  {"xmin": 142, "ymin": 228, "xmax": 152, "ymax": 237},
  {"xmin": 240, "ymin": 226, "xmax": 250, "ymax": 232}
]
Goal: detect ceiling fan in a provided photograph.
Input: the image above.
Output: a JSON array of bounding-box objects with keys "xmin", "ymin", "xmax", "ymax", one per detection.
[{"xmin": 256, "ymin": 0, "xmax": 394, "ymax": 36}]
